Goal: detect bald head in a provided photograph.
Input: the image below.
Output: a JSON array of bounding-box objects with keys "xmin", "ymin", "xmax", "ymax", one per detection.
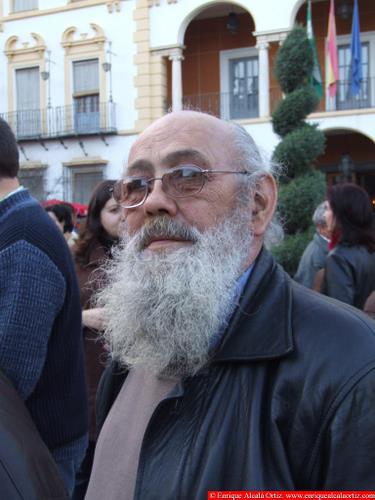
[{"xmin": 129, "ymin": 111, "xmax": 238, "ymax": 170}]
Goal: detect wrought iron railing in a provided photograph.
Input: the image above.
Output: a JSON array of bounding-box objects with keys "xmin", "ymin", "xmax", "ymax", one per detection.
[
  {"xmin": 182, "ymin": 91, "xmax": 259, "ymax": 120},
  {"xmin": 270, "ymin": 77, "xmax": 375, "ymax": 114},
  {"xmin": 1, "ymin": 101, "xmax": 116, "ymax": 141},
  {"xmin": 182, "ymin": 79, "xmax": 375, "ymax": 119},
  {"xmin": 335, "ymin": 77, "xmax": 373, "ymax": 111}
]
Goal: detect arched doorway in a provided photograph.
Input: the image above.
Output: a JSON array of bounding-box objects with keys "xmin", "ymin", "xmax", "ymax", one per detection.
[
  {"xmin": 320, "ymin": 129, "xmax": 375, "ymax": 204},
  {"xmin": 166, "ymin": 3, "xmax": 262, "ymax": 119}
]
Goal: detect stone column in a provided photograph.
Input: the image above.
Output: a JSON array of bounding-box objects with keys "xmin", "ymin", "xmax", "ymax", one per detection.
[
  {"xmin": 169, "ymin": 47, "xmax": 184, "ymax": 112},
  {"xmin": 256, "ymin": 38, "xmax": 270, "ymax": 117}
]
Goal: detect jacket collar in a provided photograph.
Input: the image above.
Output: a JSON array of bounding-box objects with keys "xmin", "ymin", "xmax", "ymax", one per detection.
[{"xmin": 212, "ymin": 248, "xmax": 294, "ymax": 363}]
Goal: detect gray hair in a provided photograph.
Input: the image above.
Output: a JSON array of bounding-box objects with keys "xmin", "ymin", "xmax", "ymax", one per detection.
[
  {"xmin": 228, "ymin": 122, "xmax": 284, "ymax": 249},
  {"xmin": 312, "ymin": 202, "xmax": 328, "ymax": 228}
]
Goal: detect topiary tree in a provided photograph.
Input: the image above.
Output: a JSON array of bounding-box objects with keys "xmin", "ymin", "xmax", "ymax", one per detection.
[{"xmin": 271, "ymin": 25, "xmax": 326, "ymax": 276}]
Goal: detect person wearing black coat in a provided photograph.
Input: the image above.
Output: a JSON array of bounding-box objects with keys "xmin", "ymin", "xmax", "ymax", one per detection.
[
  {"xmin": 0, "ymin": 369, "xmax": 68, "ymax": 499},
  {"xmin": 85, "ymin": 111, "xmax": 375, "ymax": 496},
  {"xmin": 322, "ymin": 183, "xmax": 375, "ymax": 308}
]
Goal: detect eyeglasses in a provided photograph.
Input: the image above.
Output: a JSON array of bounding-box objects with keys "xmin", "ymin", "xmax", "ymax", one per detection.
[{"xmin": 111, "ymin": 164, "xmax": 252, "ymax": 209}]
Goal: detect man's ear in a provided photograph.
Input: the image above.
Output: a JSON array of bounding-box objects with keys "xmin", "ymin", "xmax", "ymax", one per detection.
[{"xmin": 250, "ymin": 174, "xmax": 277, "ymax": 237}]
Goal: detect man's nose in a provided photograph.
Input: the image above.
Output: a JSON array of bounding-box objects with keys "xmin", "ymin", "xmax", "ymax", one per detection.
[{"xmin": 143, "ymin": 179, "xmax": 178, "ymax": 217}]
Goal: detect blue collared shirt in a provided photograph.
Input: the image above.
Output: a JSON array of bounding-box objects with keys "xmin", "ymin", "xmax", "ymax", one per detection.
[{"xmin": 210, "ymin": 264, "xmax": 253, "ymax": 350}]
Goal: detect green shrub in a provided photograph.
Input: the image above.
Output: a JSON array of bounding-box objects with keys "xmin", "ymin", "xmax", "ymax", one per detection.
[
  {"xmin": 272, "ymin": 228, "xmax": 315, "ymax": 277},
  {"xmin": 278, "ymin": 170, "xmax": 326, "ymax": 234},
  {"xmin": 271, "ymin": 25, "xmax": 326, "ymax": 276},
  {"xmin": 273, "ymin": 124, "xmax": 326, "ymax": 180},
  {"xmin": 274, "ymin": 26, "xmax": 313, "ymax": 94},
  {"xmin": 272, "ymin": 86, "xmax": 320, "ymax": 138}
]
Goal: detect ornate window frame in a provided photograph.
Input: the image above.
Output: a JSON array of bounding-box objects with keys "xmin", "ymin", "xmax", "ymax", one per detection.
[{"xmin": 61, "ymin": 23, "xmax": 107, "ymax": 112}]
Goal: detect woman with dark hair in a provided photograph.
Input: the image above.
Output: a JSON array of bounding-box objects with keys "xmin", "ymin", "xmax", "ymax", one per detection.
[
  {"xmin": 321, "ymin": 182, "xmax": 375, "ymax": 308},
  {"xmin": 72, "ymin": 179, "xmax": 122, "ymax": 499}
]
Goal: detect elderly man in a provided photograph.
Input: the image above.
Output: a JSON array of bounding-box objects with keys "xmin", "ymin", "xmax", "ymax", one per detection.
[
  {"xmin": 86, "ymin": 111, "xmax": 375, "ymax": 497},
  {"xmin": 294, "ymin": 201, "xmax": 330, "ymax": 289}
]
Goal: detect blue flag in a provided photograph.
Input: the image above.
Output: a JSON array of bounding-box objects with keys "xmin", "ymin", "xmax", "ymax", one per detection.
[{"xmin": 350, "ymin": 0, "xmax": 362, "ymax": 96}]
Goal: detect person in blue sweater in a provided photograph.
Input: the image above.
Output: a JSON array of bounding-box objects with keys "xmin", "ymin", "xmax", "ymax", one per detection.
[{"xmin": 0, "ymin": 117, "xmax": 88, "ymax": 496}]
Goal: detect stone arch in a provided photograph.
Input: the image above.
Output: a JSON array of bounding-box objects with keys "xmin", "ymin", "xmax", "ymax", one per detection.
[
  {"xmin": 177, "ymin": 0, "xmax": 256, "ymax": 45},
  {"xmin": 322, "ymin": 125, "xmax": 375, "ymax": 144}
]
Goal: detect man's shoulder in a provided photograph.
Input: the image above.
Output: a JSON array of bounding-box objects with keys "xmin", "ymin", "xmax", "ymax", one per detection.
[
  {"xmin": 291, "ymin": 280, "xmax": 375, "ymax": 356},
  {"xmin": 1, "ymin": 192, "xmax": 72, "ymax": 260}
]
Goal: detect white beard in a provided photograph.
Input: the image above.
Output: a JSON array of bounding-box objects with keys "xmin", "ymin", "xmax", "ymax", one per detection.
[{"xmin": 96, "ymin": 209, "xmax": 254, "ymax": 376}]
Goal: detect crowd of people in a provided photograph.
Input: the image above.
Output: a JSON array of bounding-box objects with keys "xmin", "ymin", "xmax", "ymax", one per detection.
[
  {"xmin": 294, "ymin": 183, "xmax": 375, "ymax": 312},
  {"xmin": 0, "ymin": 111, "xmax": 375, "ymax": 498}
]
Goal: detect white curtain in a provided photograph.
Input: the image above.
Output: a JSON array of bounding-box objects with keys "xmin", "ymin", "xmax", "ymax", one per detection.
[
  {"xmin": 73, "ymin": 59, "xmax": 99, "ymax": 94},
  {"xmin": 13, "ymin": 0, "xmax": 37, "ymax": 12},
  {"xmin": 16, "ymin": 67, "xmax": 40, "ymax": 110},
  {"xmin": 16, "ymin": 67, "xmax": 40, "ymax": 137}
]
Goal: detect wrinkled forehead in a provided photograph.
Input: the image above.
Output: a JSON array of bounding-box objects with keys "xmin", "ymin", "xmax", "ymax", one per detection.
[{"xmin": 126, "ymin": 113, "xmax": 234, "ymax": 174}]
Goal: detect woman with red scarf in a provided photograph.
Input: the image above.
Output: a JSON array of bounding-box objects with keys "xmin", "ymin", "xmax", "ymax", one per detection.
[{"xmin": 321, "ymin": 183, "xmax": 375, "ymax": 309}]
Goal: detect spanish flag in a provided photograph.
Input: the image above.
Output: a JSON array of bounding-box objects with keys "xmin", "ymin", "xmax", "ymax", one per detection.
[{"xmin": 326, "ymin": 0, "xmax": 339, "ymax": 98}]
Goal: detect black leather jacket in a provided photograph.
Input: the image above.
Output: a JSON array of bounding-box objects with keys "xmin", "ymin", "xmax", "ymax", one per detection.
[
  {"xmin": 0, "ymin": 370, "xmax": 68, "ymax": 499},
  {"xmin": 96, "ymin": 249, "xmax": 375, "ymax": 495},
  {"xmin": 322, "ymin": 243, "xmax": 375, "ymax": 308}
]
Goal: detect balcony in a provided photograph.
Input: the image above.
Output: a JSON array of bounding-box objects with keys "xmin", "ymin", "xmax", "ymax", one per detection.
[
  {"xmin": 182, "ymin": 91, "xmax": 259, "ymax": 120},
  {"xmin": 1, "ymin": 101, "xmax": 116, "ymax": 141},
  {"xmin": 180, "ymin": 77, "xmax": 375, "ymax": 120},
  {"xmin": 335, "ymin": 77, "xmax": 374, "ymax": 111}
]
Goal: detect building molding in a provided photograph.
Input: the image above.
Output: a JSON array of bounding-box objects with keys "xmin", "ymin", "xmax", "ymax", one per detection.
[
  {"xmin": 148, "ymin": 0, "xmax": 178, "ymax": 5},
  {"xmin": 5, "ymin": 33, "xmax": 46, "ymax": 61},
  {"xmin": 150, "ymin": 43, "xmax": 184, "ymax": 55},
  {"xmin": 2, "ymin": 0, "xmax": 116, "ymax": 21},
  {"xmin": 253, "ymin": 28, "xmax": 290, "ymax": 45},
  {"xmin": 106, "ymin": 0, "xmax": 121, "ymax": 13},
  {"xmin": 61, "ymin": 24, "xmax": 106, "ymax": 54},
  {"xmin": 20, "ymin": 161, "xmax": 48, "ymax": 170},
  {"xmin": 63, "ymin": 157, "xmax": 108, "ymax": 167}
]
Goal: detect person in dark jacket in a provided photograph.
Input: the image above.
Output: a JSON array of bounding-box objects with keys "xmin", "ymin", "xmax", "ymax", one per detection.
[
  {"xmin": 45, "ymin": 203, "xmax": 75, "ymax": 243},
  {"xmin": 0, "ymin": 117, "xmax": 88, "ymax": 496},
  {"xmin": 86, "ymin": 111, "xmax": 375, "ymax": 497},
  {"xmin": 294, "ymin": 201, "xmax": 330, "ymax": 289},
  {"xmin": 0, "ymin": 369, "xmax": 68, "ymax": 499},
  {"xmin": 72, "ymin": 180, "xmax": 121, "ymax": 499},
  {"xmin": 321, "ymin": 182, "xmax": 375, "ymax": 308}
]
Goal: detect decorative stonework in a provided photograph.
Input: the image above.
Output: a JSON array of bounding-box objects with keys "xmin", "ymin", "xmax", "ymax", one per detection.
[
  {"xmin": 61, "ymin": 23, "xmax": 106, "ymax": 54},
  {"xmin": 5, "ymin": 33, "xmax": 46, "ymax": 62},
  {"xmin": 148, "ymin": 0, "xmax": 177, "ymax": 6},
  {"xmin": 253, "ymin": 29, "xmax": 290, "ymax": 46},
  {"xmin": 106, "ymin": 0, "xmax": 121, "ymax": 13}
]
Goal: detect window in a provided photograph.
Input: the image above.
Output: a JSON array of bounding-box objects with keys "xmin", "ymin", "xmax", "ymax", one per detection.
[
  {"xmin": 13, "ymin": 0, "xmax": 37, "ymax": 12},
  {"xmin": 229, "ymin": 57, "xmax": 258, "ymax": 119},
  {"xmin": 330, "ymin": 31, "xmax": 375, "ymax": 111},
  {"xmin": 64, "ymin": 165, "xmax": 104, "ymax": 204},
  {"xmin": 15, "ymin": 67, "xmax": 41, "ymax": 138},
  {"xmin": 19, "ymin": 168, "xmax": 45, "ymax": 200},
  {"xmin": 336, "ymin": 43, "xmax": 369, "ymax": 110},
  {"xmin": 73, "ymin": 59, "xmax": 99, "ymax": 134},
  {"xmin": 220, "ymin": 47, "xmax": 259, "ymax": 120}
]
